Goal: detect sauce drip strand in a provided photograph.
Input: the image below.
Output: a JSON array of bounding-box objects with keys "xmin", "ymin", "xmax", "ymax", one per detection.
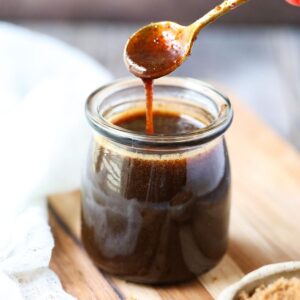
[{"xmin": 143, "ymin": 79, "xmax": 154, "ymax": 134}]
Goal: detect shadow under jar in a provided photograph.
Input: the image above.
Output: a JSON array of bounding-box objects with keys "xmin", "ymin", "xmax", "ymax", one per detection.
[{"xmin": 82, "ymin": 77, "xmax": 233, "ymax": 284}]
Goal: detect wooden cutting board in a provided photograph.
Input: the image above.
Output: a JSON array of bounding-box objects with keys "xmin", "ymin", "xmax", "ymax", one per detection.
[{"xmin": 48, "ymin": 99, "xmax": 300, "ymax": 300}]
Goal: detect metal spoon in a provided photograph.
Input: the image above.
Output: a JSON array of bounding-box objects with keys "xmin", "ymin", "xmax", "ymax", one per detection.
[{"xmin": 124, "ymin": 0, "xmax": 248, "ymax": 79}]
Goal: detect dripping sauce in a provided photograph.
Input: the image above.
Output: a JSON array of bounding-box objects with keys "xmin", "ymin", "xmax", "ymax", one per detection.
[{"xmin": 143, "ymin": 79, "xmax": 154, "ymax": 134}]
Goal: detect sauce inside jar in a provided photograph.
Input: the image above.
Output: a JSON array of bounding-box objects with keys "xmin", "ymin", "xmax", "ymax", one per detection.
[{"xmin": 81, "ymin": 109, "xmax": 231, "ymax": 284}]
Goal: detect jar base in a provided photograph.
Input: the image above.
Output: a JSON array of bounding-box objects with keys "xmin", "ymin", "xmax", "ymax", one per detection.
[{"xmin": 93, "ymin": 258, "xmax": 224, "ymax": 285}]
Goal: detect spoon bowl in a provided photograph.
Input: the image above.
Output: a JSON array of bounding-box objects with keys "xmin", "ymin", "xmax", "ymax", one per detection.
[{"xmin": 124, "ymin": 21, "xmax": 191, "ymax": 79}]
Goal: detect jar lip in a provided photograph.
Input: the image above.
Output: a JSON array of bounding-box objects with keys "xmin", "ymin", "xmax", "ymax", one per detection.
[{"xmin": 85, "ymin": 77, "xmax": 233, "ymax": 147}]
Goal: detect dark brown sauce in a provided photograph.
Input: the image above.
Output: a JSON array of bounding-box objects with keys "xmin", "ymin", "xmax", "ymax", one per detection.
[{"xmin": 81, "ymin": 111, "xmax": 231, "ymax": 284}]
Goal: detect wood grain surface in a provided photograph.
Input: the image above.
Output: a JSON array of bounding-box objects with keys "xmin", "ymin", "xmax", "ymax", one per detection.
[{"xmin": 48, "ymin": 99, "xmax": 300, "ymax": 299}]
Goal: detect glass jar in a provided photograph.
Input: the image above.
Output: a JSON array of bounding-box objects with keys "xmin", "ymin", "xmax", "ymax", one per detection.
[{"xmin": 82, "ymin": 77, "xmax": 233, "ymax": 284}]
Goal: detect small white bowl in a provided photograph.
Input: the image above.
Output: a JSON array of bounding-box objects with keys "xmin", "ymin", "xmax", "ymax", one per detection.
[{"xmin": 217, "ymin": 261, "xmax": 300, "ymax": 300}]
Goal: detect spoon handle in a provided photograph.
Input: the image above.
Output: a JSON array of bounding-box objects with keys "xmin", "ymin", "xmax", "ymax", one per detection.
[{"xmin": 191, "ymin": 0, "xmax": 249, "ymax": 34}]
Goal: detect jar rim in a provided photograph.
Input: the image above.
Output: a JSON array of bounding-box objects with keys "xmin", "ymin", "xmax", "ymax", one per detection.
[{"xmin": 85, "ymin": 77, "xmax": 233, "ymax": 147}]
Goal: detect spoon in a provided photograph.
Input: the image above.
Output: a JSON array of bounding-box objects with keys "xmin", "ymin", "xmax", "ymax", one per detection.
[{"xmin": 124, "ymin": 0, "xmax": 248, "ymax": 79}]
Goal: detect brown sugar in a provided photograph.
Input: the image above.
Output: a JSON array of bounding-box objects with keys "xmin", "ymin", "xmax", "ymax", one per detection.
[{"xmin": 238, "ymin": 277, "xmax": 300, "ymax": 300}]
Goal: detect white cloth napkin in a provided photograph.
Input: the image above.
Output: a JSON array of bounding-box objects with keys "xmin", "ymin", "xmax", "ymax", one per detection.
[{"xmin": 0, "ymin": 22, "xmax": 112, "ymax": 299}]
